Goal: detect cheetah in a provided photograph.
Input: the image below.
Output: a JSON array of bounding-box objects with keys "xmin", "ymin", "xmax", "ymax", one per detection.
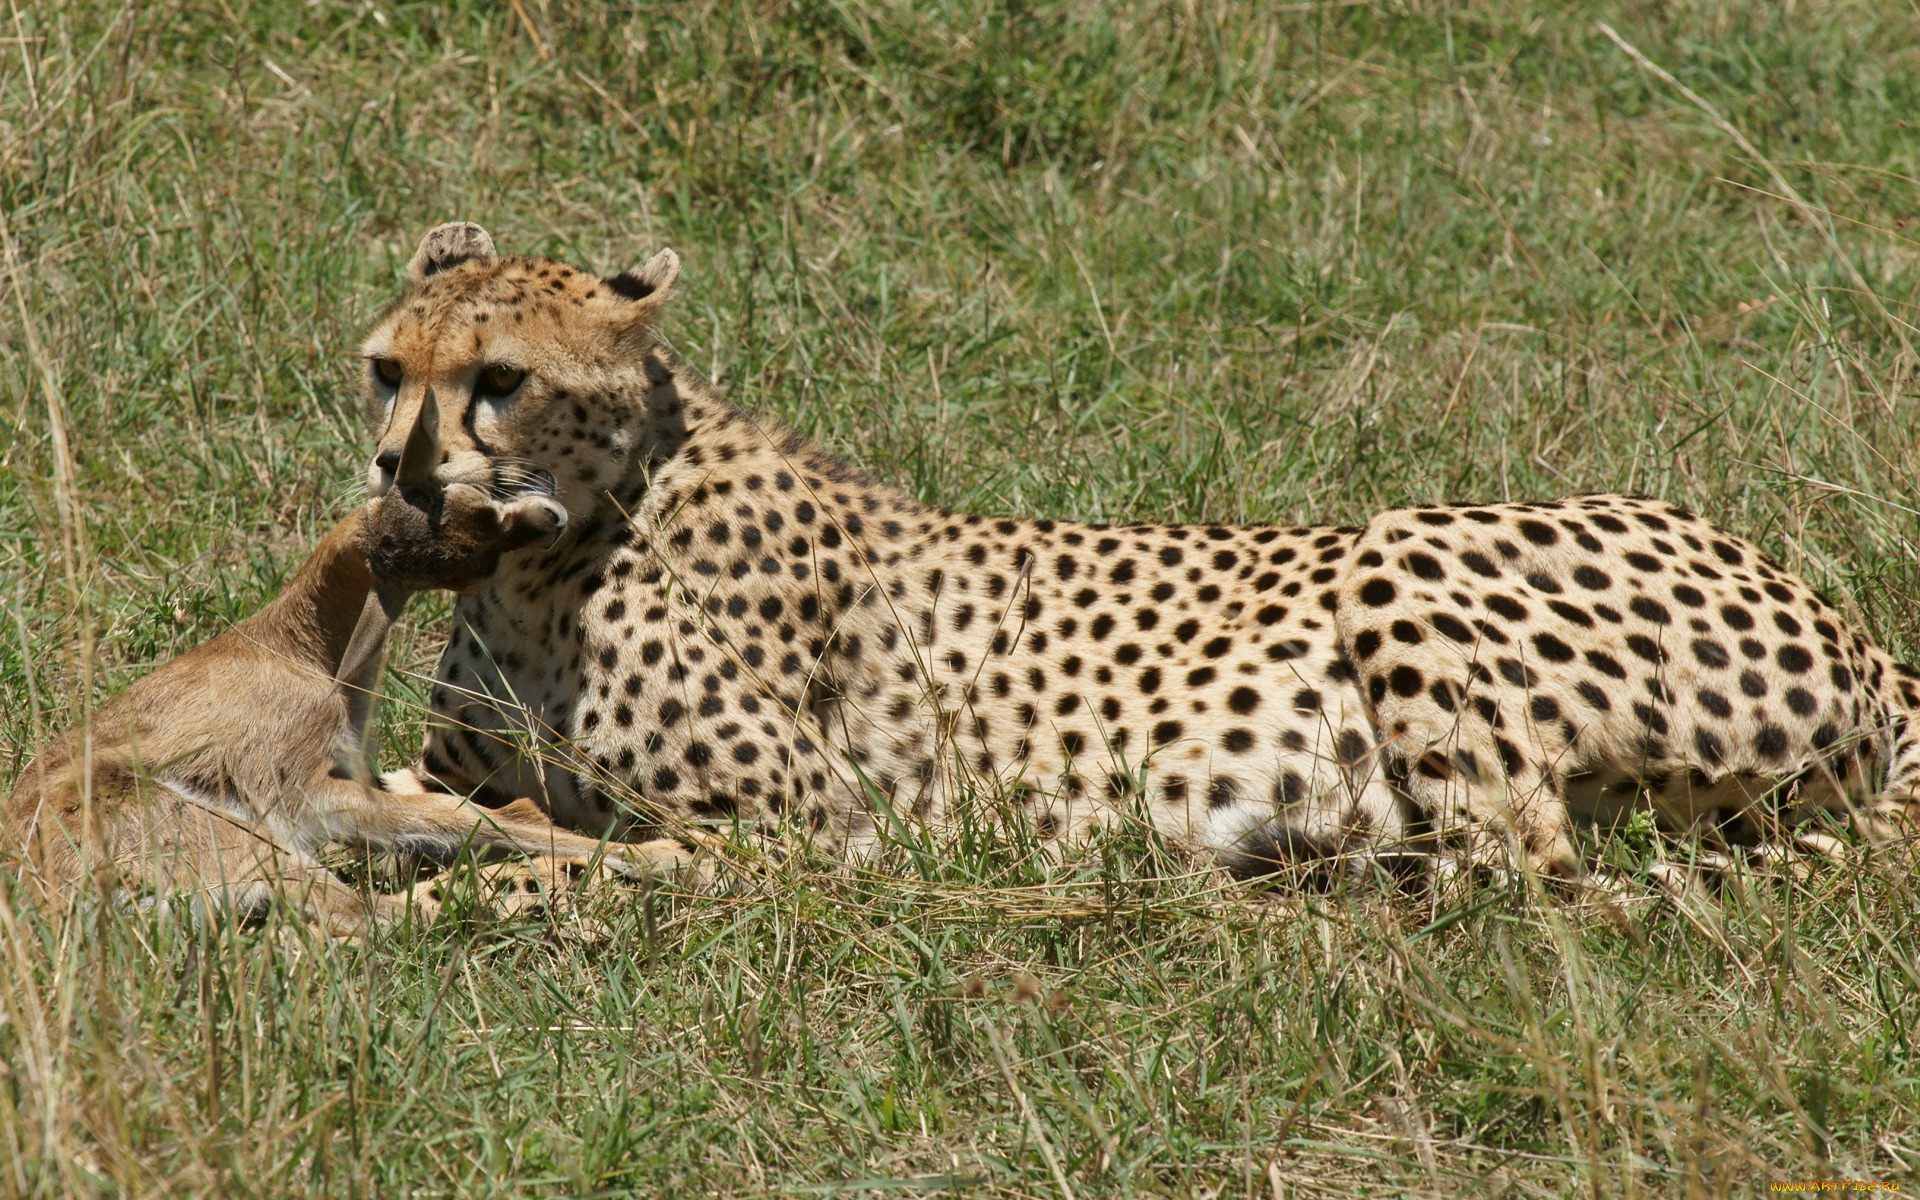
[
  {"xmin": 4, "ymin": 393, "xmax": 671, "ymax": 934},
  {"xmin": 359, "ymin": 222, "xmax": 1920, "ymax": 883}
]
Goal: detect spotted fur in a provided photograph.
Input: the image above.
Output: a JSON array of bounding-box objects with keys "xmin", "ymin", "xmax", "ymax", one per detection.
[{"xmin": 358, "ymin": 224, "xmax": 1920, "ymax": 879}]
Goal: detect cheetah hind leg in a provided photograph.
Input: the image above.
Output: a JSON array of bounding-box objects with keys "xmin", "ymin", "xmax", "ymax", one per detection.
[{"xmin": 1401, "ymin": 761, "xmax": 1584, "ymax": 897}]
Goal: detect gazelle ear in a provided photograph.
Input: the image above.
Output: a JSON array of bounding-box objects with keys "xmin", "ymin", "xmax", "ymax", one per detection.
[
  {"xmin": 603, "ymin": 247, "xmax": 679, "ymax": 305},
  {"xmin": 406, "ymin": 222, "xmax": 496, "ymax": 284},
  {"xmin": 396, "ymin": 389, "xmax": 440, "ymax": 488}
]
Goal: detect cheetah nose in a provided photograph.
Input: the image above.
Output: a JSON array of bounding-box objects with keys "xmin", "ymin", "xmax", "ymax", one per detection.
[{"xmin": 373, "ymin": 448, "xmax": 402, "ymax": 485}]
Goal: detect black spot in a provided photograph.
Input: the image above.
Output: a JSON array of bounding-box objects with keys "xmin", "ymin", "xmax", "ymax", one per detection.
[
  {"xmin": 1697, "ymin": 689, "xmax": 1732, "ymax": 718},
  {"xmin": 1269, "ymin": 639, "xmax": 1309, "ymax": 663},
  {"xmin": 1690, "ymin": 639, "xmax": 1730, "ymax": 670},
  {"xmin": 1531, "ymin": 632, "xmax": 1575, "ymax": 663},
  {"xmin": 1785, "ymin": 687, "xmax": 1817, "ymax": 716},
  {"xmin": 1353, "ymin": 629, "xmax": 1382, "ymax": 660},
  {"xmin": 605, "ymin": 270, "xmax": 660, "ymax": 299},
  {"xmin": 1496, "ymin": 657, "xmax": 1537, "ymax": 688},
  {"xmin": 1671, "ymin": 584, "xmax": 1706, "ymax": 608},
  {"xmin": 1459, "ymin": 551, "xmax": 1500, "ymax": 578},
  {"xmin": 1337, "ymin": 730, "xmax": 1370, "ymax": 767},
  {"xmin": 1293, "ymin": 688, "xmax": 1322, "ymax": 711},
  {"xmin": 1754, "ymin": 726, "xmax": 1788, "ymax": 758},
  {"xmin": 1208, "ymin": 779, "xmax": 1241, "ymax": 810},
  {"xmin": 1517, "ymin": 519, "xmax": 1558, "ymax": 546},
  {"xmin": 1389, "ymin": 666, "xmax": 1423, "ymax": 698},
  {"xmin": 1776, "ymin": 644, "xmax": 1813, "ymax": 674},
  {"xmin": 1575, "ymin": 681, "xmax": 1612, "ymax": 711},
  {"xmin": 1153, "ymin": 721, "xmax": 1183, "ymax": 745},
  {"xmin": 1694, "ymin": 728, "xmax": 1726, "ymax": 764},
  {"xmin": 1530, "ymin": 695, "xmax": 1561, "ymax": 722},
  {"xmin": 1572, "ymin": 566, "xmax": 1612, "ymax": 591},
  {"xmin": 1547, "ymin": 600, "xmax": 1594, "ymax": 628},
  {"xmin": 1486, "ymin": 594, "xmax": 1528, "ymax": 622},
  {"xmin": 1359, "ymin": 578, "xmax": 1397, "ymax": 606},
  {"xmin": 1406, "ymin": 552, "xmax": 1444, "ymax": 580},
  {"xmin": 1430, "ymin": 613, "xmax": 1473, "ymax": 643},
  {"xmin": 1228, "ymin": 687, "xmax": 1260, "ymax": 715},
  {"xmin": 1629, "ymin": 597, "xmax": 1670, "ymax": 625},
  {"xmin": 1223, "ymin": 729, "xmax": 1254, "ymax": 753}
]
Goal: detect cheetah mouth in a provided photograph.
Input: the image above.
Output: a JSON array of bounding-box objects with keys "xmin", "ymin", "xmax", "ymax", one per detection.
[{"xmin": 489, "ymin": 465, "xmax": 558, "ymax": 501}]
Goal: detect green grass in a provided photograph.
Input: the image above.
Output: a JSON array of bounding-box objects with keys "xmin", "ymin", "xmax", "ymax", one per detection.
[{"xmin": 6, "ymin": 0, "xmax": 1920, "ymax": 1193}]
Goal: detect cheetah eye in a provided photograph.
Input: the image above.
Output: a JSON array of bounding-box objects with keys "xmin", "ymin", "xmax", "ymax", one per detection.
[
  {"xmin": 370, "ymin": 357, "xmax": 403, "ymax": 388},
  {"xmin": 476, "ymin": 364, "xmax": 527, "ymax": 398}
]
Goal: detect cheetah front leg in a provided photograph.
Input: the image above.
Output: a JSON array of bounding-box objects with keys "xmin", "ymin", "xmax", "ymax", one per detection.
[{"xmin": 305, "ymin": 777, "xmax": 711, "ymax": 882}]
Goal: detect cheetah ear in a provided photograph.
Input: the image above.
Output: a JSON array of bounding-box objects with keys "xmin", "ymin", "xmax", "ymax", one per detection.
[
  {"xmin": 603, "ymin": 248, "xmax": 679, "ymax": 307},
  {"xmin": 406, "ymin": 222, "xmax": 497, "ymax": 285}
]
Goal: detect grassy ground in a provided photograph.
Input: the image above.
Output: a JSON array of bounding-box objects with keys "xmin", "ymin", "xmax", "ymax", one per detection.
[{"xmin": 4, "ymin": 0, "xmax": 1920, "ymax": 1193}]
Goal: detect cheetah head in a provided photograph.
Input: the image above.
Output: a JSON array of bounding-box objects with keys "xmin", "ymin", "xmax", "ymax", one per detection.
[
  {"xmin": 363, "ymin": 387, "xmax": 570, "ymax": 598},
  {"xmin": 358, "ymin": 222, "xmax": 681, "ymax": 520}
]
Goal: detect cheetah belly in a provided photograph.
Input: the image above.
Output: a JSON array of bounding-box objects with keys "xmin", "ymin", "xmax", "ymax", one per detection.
[{"xmin": 772, "ymin": 522, "xmax": 1413, "ymax": 872}]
